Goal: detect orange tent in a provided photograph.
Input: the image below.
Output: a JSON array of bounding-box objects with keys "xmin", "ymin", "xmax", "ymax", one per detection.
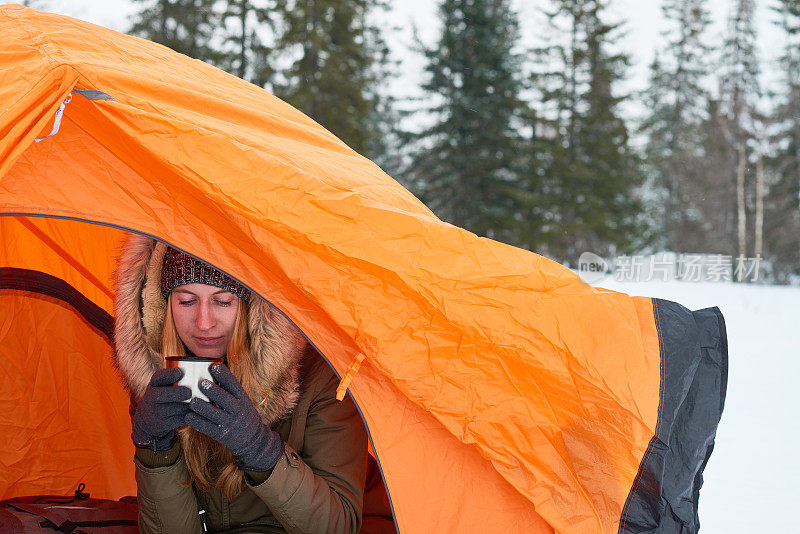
[{"xmin": 0, "ymin": 6, "xmax": 727, "ymax": 533}]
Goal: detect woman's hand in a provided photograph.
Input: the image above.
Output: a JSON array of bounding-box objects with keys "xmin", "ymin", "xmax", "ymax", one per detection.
[
  {"xmin": 185, "ymin": 363, "xmax": 284, "ymax": 472},
  {"xmin": 132, "ymin": 367, "xmax": 192, "ymax": 451}
]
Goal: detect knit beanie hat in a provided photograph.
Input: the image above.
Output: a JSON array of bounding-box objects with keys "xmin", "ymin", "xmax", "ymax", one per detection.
[{"xmin": 160, "ymin": 247, "xmax": 251, "ymax": 300}]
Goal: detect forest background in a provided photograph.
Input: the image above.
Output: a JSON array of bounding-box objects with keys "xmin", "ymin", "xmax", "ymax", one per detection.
[{"xmin": 21, "ymin": 0, "xmax": 800, "ymax": 285}]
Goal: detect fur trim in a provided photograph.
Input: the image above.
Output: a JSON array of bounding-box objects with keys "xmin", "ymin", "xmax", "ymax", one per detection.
[
  {"xmin": 142, "ymin": 241, "xmax": 167, "ymax": 351},
  {"xmin": 247, "ymin": 297, "xmax": 303, "ymax": 423},
  {"xmin": 114, "ymin": 234, "xmax": 161, "ymax": 400},
  {"xmin": 113, "ymin": 234, "xmax": 306, "ymax": 425}
]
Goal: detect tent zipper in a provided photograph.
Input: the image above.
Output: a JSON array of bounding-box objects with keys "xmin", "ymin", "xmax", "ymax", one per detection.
[{"xmin": 35, "ymin": 92, "xmax": 72, "ymax": 143}]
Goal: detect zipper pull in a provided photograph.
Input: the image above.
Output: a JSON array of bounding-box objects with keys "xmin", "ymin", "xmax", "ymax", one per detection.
[
  {"xmin": 198, "ymin": 509, "xmax": 207, "ymax": 532},
  {"xmin": 35, "ymin": 92, "xmax": 73, "ymax": 143}
]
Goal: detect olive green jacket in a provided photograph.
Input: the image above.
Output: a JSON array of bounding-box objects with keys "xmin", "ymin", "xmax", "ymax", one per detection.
[{"xmin": 134, "ymin": 353, "xmax": 368, "ymax": 534}]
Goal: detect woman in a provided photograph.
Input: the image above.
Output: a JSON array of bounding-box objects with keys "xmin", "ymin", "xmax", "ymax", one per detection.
[{"xmin": 114, "ymin": 235, "xmax": 368, "ymax": 533}]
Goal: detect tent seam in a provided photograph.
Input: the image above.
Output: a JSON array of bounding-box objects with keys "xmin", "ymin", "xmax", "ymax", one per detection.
[{"xmin": 618, "ymin": 298, "xmax": 665, "ymax": 533}]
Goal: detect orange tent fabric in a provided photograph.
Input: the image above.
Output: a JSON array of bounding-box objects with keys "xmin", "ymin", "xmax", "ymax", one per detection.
[{"xmin": 0, "ymin": 6, "xmax": 727, "ymax": 533}]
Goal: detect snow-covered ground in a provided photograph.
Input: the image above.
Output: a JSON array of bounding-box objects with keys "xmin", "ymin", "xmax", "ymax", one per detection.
[{"xmin": 593, "ymin": 278, "xmax": 797, "ymax": 532}]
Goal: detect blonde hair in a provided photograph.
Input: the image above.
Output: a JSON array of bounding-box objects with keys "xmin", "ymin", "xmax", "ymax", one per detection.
[{"xmin": 161, "ymin": 296, "xmax": 263, "ymax": 500}]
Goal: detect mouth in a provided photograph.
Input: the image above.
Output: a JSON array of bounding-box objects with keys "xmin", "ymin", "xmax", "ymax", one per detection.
[{"xmin": 194, "ymin": 336, "xmax": 224, "ymax": 346}]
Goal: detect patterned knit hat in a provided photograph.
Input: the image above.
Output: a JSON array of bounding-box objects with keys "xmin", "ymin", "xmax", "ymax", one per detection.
[{"xmin": 160, "ymin": 247, "xmax": 251, "ymax": 300}]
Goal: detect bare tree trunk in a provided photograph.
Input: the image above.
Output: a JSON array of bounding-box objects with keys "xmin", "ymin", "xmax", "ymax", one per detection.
[
  {"xmin": 736, "ymin": 141, "xmax": 747, "ymax": 260},
  {"xmin": 754, "ymin": 152, "xmax": 764, "ymax": 258},
  {"xmin": 239, "ymin": 0, "xmax": 247, "ymax": 79}
]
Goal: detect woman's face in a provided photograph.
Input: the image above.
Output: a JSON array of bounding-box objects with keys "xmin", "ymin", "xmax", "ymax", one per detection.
[{"xmin": 170, "ymin": 283, "xmax": 240, "ymax": 359}]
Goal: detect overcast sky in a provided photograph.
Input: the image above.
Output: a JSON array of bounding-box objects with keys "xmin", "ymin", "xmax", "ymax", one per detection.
[{"xmin": 28, "ymin": 0, "xmax": 786, "ymax": 123}]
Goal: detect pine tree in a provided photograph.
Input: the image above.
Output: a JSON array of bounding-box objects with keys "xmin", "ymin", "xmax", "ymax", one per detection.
[
  {"xmin": 404, "ymin": 0, "xmax": 528, "ymax": 243},
  {"xmin": 129, "ymin": 0, "xmax": 220, "ymax": 63},
  {"xmin": 269, "ymin": 0, "xmax": 395, "ymax": 161},
  {"xmin": 533, "ymin": 0, "xmax": 644, "ymax": 263},
  {"xmin": 764, "ymin": 0, "xmax": 800, "ymax": 282},
  {"xmin": 216, "ymin": 0, "xmax": 276, "ymax": 88},
  {"xmin": 640, "ymin": 0, "xmax": 713, "ymax": 253}
]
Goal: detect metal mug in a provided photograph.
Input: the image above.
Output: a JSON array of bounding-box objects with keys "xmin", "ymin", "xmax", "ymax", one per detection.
[{"xmin": 165, "ymin": 356, "xmax": 223, "ymax": 402}]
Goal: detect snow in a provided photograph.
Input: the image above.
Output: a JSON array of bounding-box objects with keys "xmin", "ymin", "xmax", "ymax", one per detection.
[{"xmin": 594, "ymin": 277, "xmax": 798, "ymax": 532}]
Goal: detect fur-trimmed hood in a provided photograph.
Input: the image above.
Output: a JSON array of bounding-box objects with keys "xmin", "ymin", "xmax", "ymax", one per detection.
[{"xmin": 114, "ymin": 234, "xmax": 307, "ymax": 426}]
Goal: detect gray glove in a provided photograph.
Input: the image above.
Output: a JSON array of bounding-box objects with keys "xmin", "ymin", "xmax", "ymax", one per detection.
[
  {"xmin": 185, "ymin": 363, "xmax": 284, "ymax": 472},
  {"xmin": 131, "ymin": 367, "xmax": 192, "ymax": 451}
]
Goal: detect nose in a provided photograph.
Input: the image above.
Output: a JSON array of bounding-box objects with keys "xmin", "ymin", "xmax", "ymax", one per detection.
[{"xmin": 195, "ymin": 301, "xmax": 216, "ymax": 331}]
